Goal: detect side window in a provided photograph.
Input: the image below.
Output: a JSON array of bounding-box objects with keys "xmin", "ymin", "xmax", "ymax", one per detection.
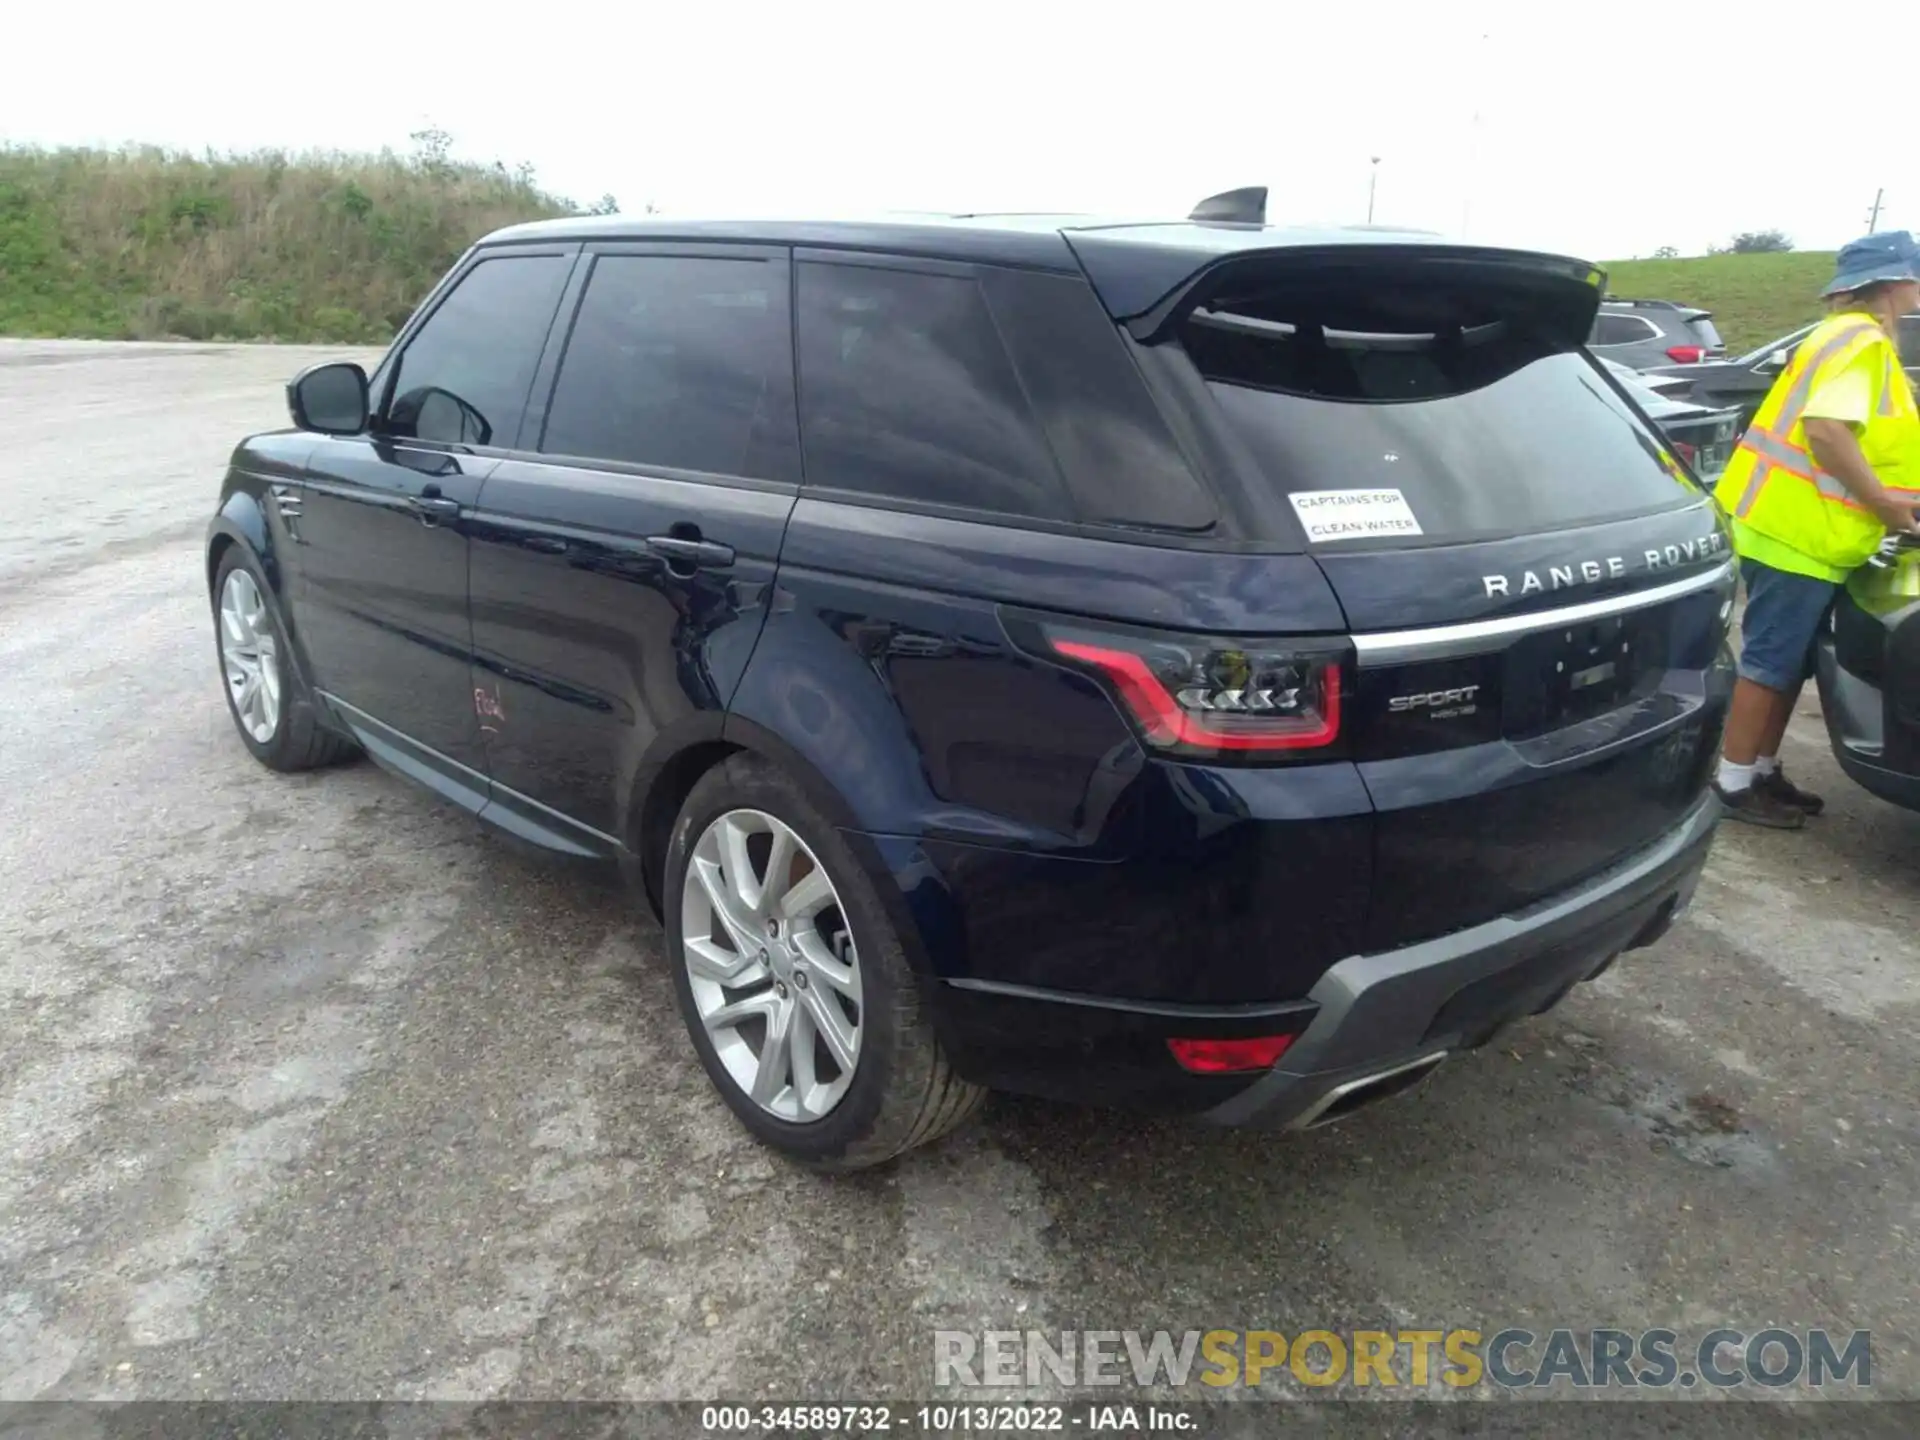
[
  {"xmin": 1590, "ymin": 313, "xmax": 1653, "ymax": 347},
  {"xmin": 386, "ymin": 254, "xmax": 571, "ymax": 448},
  {"xmin": 795, "ymin": 261, "xmax": 1069, "ymax": 520},
  {"xmin": 540, "ymin": 254, "xmax": 799, "ymax": 481},
  {"xmin": 981, "ymin": 267, "xmax": 1217, "ymax": 532}
]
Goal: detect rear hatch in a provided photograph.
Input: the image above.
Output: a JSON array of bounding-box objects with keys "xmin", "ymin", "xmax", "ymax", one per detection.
[
  {"xmin": 1675, "ymin": 307, "xmax": 1726, "ymax": 362},
  {"xmin": 1104, "ymin": 241, "xmax": 1735, "ymax": 951},
  {"xmin": 1647, "ymin": 402, "xmax": 1742, "ymax": 480}
]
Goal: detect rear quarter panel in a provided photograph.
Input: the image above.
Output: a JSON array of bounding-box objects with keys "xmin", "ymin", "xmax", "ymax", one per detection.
[{"xmin": 726, "ymin": 499, "xmax": 1375, "ymax": 1001}]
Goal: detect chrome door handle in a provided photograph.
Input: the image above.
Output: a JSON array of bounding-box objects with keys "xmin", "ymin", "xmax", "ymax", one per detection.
[
  {"xmin": 645, "ymin": 535, "xmax": 735, "ymax": 569},
  {"xmin": 409, "ymin": 493, "xmax": 462, "ymax": 524}
]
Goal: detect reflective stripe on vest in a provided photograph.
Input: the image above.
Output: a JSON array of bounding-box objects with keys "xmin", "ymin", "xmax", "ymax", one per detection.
[{"xmin": 1730, "ymin": 320, "xmax": 1884, "ymax": 518}]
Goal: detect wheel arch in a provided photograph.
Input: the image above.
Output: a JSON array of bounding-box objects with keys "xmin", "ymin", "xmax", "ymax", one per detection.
[
  {"xmin": 627, "ymin": 712, "xmax": 877, "ymax": 924},
  {"xmin": 205, "ymin": 491, "xmax": 287, "ymax": 603}
]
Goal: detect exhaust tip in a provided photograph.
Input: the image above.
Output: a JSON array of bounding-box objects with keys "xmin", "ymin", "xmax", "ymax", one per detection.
[{"xmin": 1291, "ymin": 1051, "xmax": 1449, "ymax": 1130}]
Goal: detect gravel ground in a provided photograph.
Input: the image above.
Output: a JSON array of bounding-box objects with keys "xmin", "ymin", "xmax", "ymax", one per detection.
[{"xmin": 2, "ymin": 340, "xmax": 1918, "ymax": 1418}]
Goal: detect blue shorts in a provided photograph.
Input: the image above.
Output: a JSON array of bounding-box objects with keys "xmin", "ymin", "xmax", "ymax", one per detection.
[{"xmin": 1737, "ymin": 558, "xmax": 1838, "ymax": 691}]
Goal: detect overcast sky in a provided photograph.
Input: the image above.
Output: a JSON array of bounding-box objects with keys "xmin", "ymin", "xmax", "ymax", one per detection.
[{"xmin": 2, "ymin": 0, "xmax": 1898, "ymax": 263}]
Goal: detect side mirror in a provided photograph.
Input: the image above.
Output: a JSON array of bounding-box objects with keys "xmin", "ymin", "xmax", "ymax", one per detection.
[{"xmin": 288, "ymin": 362, "xmax": 369, "ymax": 435}]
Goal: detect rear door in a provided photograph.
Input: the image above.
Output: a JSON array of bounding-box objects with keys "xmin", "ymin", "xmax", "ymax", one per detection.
[
  {"xmin": 1128, "ymin": 251, "xmax": 1735, "ymax": 951},
  {"xmin": 464, "ymin": 243, "xmax": 801, "ymax": 850}
]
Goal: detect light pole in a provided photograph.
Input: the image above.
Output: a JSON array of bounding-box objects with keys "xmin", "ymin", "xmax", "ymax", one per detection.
[{"xmin": 1368, "ymin": 156, "xmax": 1381, "ymax": 224}]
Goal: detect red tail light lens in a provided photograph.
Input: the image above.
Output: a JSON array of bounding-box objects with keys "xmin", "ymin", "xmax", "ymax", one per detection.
[
  {"xmin": 1665, "ymin": 344, "xmax": 1705, "ymax": 364},
  {"xmin": 1168, "ymin": 1034, "xmax": 1296, "ymax": 1073},
  {"xmin": 1041, "ymin": 625, "xmax": 1343, "ymax": 758},
  {"xmin": 1671, "ymin": 439, "xmax": 1697, "ymax": 466}
]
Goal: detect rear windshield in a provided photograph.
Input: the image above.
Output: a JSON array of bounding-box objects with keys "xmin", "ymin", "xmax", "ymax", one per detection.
[
  {"xmin": 1181, "ymin": 306, "xmax": 1700, "ymax": 548},
  {"xmin": 1686, "ymin": 314, "xmax": 1724, "ymax": 349}
]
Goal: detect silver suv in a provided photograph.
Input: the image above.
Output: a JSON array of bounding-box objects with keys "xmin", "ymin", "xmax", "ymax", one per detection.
[{"xmin": 1589, "ymin": 298, "xmax": 1727, "ymax": 370}]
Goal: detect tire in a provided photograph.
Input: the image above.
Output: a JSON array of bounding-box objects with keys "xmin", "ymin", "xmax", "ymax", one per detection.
[
  {"xmin": 210, "ymin": 546, "xmax": 357, "ymax": 772},
  {"xmin": 664, "ymin": 753, "xmax": 985, "ymax": 1171}
]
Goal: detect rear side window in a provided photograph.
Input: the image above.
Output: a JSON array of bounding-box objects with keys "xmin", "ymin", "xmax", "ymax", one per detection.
[
  {"xmin": 1181, "ymin": 285, "xmax": 1699, "ymax": 548},
  {"xmin": 540, "ymin": 253, "xmax": 799, "ymax": 482},
  {"xmin": 1687, "ymin": 314, "xmax": 1724, "ymax": 349},
  {"xmin": 795, "ymin": 262, "xmax": 1069, "ymax": 520},
  {"xmin": 981, "ymin": 267, "xmax": 1217, "ymax": 532},
  {"xmin": 386, "ymin": 254, "xmax": 571, "ymax": 448},
  {"xmin": 1590, "ymin": 312, "xmax": 1656, "ymax": 346}
]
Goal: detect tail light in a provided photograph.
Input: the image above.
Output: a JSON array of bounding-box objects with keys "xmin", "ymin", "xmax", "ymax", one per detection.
[
  {"xmin": 1032, "ymin": 620, "xmax": 1345, "ymax": 760},
  {"xmin": 1665, "ymin": 344, "xmax": 1706, "ymax": 364}
]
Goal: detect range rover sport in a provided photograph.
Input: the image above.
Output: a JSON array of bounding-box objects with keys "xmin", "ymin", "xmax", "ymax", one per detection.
[{"xmin": 205, "ymin": 188, "xmax": 1735, "ymax": 1170}]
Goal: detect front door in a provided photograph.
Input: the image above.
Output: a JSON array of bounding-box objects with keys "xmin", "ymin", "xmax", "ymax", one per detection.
[
  {"xmin": 292, "ymin": 247, "xmax": 577, "ymax": 785},
  {"xmin": 465, "ymin": 244, "xmax": 801, "ymax": 843}
]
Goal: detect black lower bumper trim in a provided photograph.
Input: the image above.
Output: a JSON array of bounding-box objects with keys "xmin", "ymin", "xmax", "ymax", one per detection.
[{"xmin": 1202, "ymin": 796, "xmax": 1718, "ymax": 1129}]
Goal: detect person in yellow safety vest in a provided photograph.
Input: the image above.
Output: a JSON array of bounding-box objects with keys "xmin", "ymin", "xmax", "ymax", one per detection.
[{"xmin": 1710, "ymin": 231, "xmax": 1920, "ymax": 827}]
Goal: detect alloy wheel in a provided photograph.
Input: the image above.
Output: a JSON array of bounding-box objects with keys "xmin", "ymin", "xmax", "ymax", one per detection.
[
  {"xmin": 681, "ymin": 809, "xmax": 863, "ymax": 1122},
  {"xmin": 218, "ymin": 567, "xmax": 282, "ymax": 744}
]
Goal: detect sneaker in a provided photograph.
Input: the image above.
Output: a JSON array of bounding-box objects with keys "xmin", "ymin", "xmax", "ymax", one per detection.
[
  {"xmin": 1755, "ymin": 767, "xmax": 1825, "ymax": 815},
  {"xmin": 1713, "ymin": 781, "xmax": 1807, "ymax": 829}
]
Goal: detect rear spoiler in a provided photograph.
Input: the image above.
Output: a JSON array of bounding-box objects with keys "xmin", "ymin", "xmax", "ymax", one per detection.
[{"xmin": 1112, "ymin": 245, "xmax": 1606, "ymax": 346}]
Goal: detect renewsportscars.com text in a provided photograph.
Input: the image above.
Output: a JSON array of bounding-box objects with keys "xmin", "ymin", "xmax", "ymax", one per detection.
[{"xmin": 934, "ymin": 1327, "xmax": 1871, "ymax": 1391}]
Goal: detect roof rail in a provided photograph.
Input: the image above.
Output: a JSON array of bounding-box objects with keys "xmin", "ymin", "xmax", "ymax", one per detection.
[{"xmin": 1189, "ymin": 186, "xmax": 1267, "ymax": 226}]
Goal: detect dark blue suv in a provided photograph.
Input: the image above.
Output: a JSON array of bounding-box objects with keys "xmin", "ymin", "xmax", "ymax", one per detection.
[{"xmin": 205, "ymin": 190, "xmax": 1735, "ymax": 1169}]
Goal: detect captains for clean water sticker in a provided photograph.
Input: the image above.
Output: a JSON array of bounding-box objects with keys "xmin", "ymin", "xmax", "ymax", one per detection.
[{"xmin": 1288, "ymin": 488, "xmax": 1423, "ymax": 542}]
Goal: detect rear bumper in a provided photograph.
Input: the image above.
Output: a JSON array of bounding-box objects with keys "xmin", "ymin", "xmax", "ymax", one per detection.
[
  {"xmin": 925, "ymin": 795, "xmax": 1719, "ymax": 1124},
  {"xmin": 1203, "ymin": 795, "xmax": 1718, "ymax": 1128}
]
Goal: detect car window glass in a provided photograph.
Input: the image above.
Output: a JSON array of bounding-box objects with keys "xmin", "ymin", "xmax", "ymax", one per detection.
[
  {"xmin": 795, "ymin": 262, "xmax": 1069, "ymax": 520},
  {"xmin": 1182, "ymin": 303, "xmax": 1699, "ymax": 547},
  {"xmin": 980, "ymin": 266, "xmax": 1216, "ymax": 531},
  {"xmin": 386, "ymin": 255, "xmax": 571, "ymax": 448},
  {"xmin": 1592, "ymin": 313, "xmax": 1652, "ymax": 346},
  {"xmin": 540, "ymin": 254, "xmax": 799, "ymax": 481}
]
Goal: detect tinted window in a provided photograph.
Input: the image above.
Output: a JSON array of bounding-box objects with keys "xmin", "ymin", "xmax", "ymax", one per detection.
[
  {"xmin": 1591, "ymin": 313, "xmax": 1655, "ymax": 346},
  {"xmin": 1182, "ymin": 308, "xmax": 1699, "ymax": 547},
  {"xmin": 1687, "ymin": 315, "xmax": 1724, "ymax": 349},
  {"xmin": 981, "ymin": 267, "xmax": 1217, "ymax": 532},
  {"xmin": 540, "ymin": 254, "xmax": 799, "ymax": 481},
  {"xmin": 386, "ymin": 255, "xmax": 570, "ymax": 448},
  {"xmin": 796, "ymin": 262, "xmax": 1067, "ymax": 519}
]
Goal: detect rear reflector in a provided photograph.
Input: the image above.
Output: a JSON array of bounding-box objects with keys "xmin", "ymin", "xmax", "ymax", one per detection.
[
  {"xmin": 1168, "ymin": 1034, "xmax": 1296, "ymax": 1073},
  {"xmin": 1044, "ymin": 628, "xmax": 1343, "ymax": 758},
  {"xmin": 1665, "ymin": 344, "xmax": 1706, "ymax": 364}
]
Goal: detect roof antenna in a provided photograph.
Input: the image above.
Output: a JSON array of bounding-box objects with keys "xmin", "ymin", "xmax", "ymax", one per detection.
[{"xmin": 1189, "ymin": 186, "xmax": 1267, "ymax": 226}]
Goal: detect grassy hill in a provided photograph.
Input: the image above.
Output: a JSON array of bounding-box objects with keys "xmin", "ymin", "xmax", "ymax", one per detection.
[
  {"xmin": 0, "ymin": 149, "xmax": 1846, "ymax": 351},
  {"xmin": 1599, "ymin": 251, "xmax": 1835, "ymax": 352},
  {"xmin": 0, "ymin": 144, "xmax": 575, "ymax": 343}
]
